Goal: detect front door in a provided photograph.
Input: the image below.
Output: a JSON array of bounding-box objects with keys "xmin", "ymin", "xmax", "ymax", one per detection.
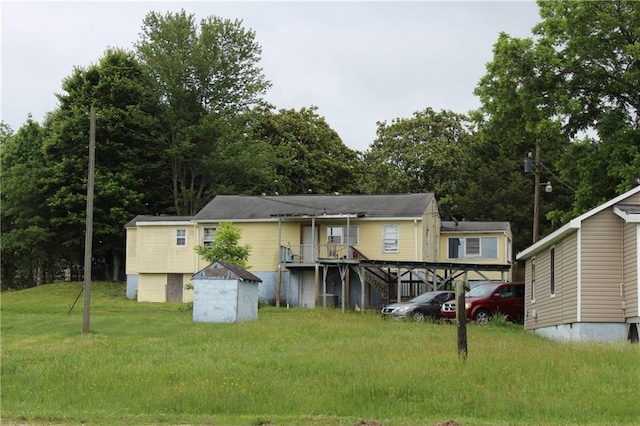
[
  {"xmin": 299, "ymin": 270, "xmax": 316, "ymax": 308},
  {"xmin": 166, "ymin": 273, "xmax": 183, "ymax": 303},
  {"xmin": 302, "ymin": 225, "xmax": 317, "ymax": 262}
]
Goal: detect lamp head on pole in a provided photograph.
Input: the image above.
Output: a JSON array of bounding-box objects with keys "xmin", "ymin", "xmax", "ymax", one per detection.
[{"xmin": 544, "ymin": 181, "xmax": 552, "ymax": 193}]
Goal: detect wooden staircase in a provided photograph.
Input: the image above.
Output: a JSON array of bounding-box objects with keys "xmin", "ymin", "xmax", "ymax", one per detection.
[{"xmin": 351, "ymin": 247, "xmax": 396, "ymax": 300}]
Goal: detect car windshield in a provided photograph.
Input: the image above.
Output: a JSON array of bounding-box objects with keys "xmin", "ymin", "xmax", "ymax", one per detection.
[
  {"xmin": 467, "ymin": 284, "xmax": 499, "ymax": 298},
  {"xmin": 408, "ymin": 292, "xmax": 438, "ymax": 304}
]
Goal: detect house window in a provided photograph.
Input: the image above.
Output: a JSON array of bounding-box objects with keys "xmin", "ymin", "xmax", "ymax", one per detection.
[
  {"xmin": 447, "ymin": 237, "xmax": 498, "ymax": 259},
  {"xmin": 531, "ymin": 257, "xmax": 536, "ymax": 301},
  {"xmin": 203, "ymin": 227, "xmax": 216, "ymax": 247},
  {"xmin": 550, "ymin": 247, "xmax": 556, "ymax": 295},
  {"xmin": 176, "ymin": 229, "xmax": 186, "ymax": 246},
  {"xmin": 327, "ymin": 225, "xmax": 358, "ymax": 245},
  {"xmin": 383, "ymin": 225, "xmax": 399, "ymax": 253}
]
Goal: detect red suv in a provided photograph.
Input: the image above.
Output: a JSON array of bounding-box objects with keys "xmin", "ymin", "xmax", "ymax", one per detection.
[{"xmin": 440, "ymin": 282, "xmax": 525, "ymax": 324}]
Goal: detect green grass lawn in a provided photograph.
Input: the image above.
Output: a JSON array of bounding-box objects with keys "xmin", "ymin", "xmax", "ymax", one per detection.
[{"xmin": 1, "ymin": 282, "xmax": 638, "ymax": 426}]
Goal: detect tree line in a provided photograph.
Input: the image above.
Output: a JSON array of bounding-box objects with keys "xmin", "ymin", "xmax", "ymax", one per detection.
[{"xmin": 2, "ymin": 1, "xmax": 639, "ymax": 289}]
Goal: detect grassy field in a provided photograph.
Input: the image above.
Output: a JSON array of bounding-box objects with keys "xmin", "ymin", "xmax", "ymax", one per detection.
[{"xmin": 1, "ymin": 282, "xmax": 638, "ymax": 426}]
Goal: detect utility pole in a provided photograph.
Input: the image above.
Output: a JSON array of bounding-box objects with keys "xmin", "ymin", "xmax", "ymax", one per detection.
[
  {"xmin": 532, "ymin": 144, "xmax": 541, "ymax": 243},
  {"xmin": 83, "ymin": 107, "xmax": 96, "ymax": 334}
]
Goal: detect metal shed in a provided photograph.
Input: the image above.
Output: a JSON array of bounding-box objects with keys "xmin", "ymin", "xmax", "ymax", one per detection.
[{"xmin": 192, "ymin": 261, "xmax": 263, "ymax": 323}]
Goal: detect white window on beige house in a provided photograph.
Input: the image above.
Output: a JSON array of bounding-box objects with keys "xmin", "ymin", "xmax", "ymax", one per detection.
[
  {"xmin": 383, "ymin": 224, "xmax": 399, "ymax": 253},
  {"xmin": 176, "ymin": 229, "xmax": 187, "ymax": 246}
]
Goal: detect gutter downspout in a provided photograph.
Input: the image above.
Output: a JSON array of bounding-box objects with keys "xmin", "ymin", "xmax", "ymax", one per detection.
[{"xmin": 414, "ymin": 219, "xmax": 418, "ymax": 261}]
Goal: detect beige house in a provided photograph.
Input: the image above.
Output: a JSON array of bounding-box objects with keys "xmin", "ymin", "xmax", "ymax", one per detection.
[
  {"xmin": 516, "ymin": 186, "xmax": 640, "ymax": 343},
  {"xmin": 126, "ymin": 193, "xmax": 512, "ymax": 309}
]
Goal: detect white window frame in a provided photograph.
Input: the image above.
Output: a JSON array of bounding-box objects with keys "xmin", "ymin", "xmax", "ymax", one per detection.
[
  {"xmin": 176, "ymin": 229, "xmax": 187, "ymax": 247},
  {"xmin": 383, "ymin": 224, "xmax": 399, "ymax": 253},
  {"xmin": 327, "ymin": 225, "xmax": 358, "ymax": 245},
  {"xmin": 447, "ymin": 236, "xmax": 498, "ymax": 259},
  {"xmin": 465, "ymin": 237, "xmax": 481, "ymax": 257},
  {"xmin": 203, "ymin": 227, "xmax": 216, "ymax": 247},
  {"xmin": 531, "ymin": 257, "xmax": 536, "ymax": 302}
]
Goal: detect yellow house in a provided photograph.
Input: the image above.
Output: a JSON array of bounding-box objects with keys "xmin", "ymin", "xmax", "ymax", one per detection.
[
  {"xmin": 125, "ymin": 193, "xmax": 513, "ymax": 309},
  {"xmin": 439, "ymin": 220, "xmax": 513, "ymax": 287}
]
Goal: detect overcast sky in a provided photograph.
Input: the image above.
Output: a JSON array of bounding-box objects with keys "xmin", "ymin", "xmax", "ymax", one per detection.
[{"xmin": 1, "ymin": 1, "xmax": 541, "ymax": 152}]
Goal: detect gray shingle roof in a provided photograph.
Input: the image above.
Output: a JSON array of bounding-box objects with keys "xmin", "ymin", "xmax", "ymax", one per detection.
[
  {"xmin": 124, "ymin": 215, "xmax": 194, "ymax": 227},
  {"xmin": 441, "ymin": 221, "xmax": 510, "ymax": 232},
  {"xmin": 193, "ymin": 193, "xmax": 435, "ymax": 221}
]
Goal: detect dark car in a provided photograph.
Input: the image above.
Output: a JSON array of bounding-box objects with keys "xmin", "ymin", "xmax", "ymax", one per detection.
[
  {"xmin": 440, "ymin": 281, "xmax": 525, "ymax": 324},
  {"xmin": 381, "ymin": 291, "xmax": 455, "ymax": 322}
]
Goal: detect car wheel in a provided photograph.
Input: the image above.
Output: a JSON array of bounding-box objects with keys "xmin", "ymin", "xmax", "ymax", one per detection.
[
  {"xmin": 411, "ymin": 311, "xmax": 426, "ymax": 322},
  {"xmin": 474, "ymin": 309, "xmax": 491, "ymax": 324}
]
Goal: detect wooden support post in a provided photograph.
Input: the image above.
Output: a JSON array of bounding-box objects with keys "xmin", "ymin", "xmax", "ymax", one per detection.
[
  {"xmin": 456, "ymin": 278, "xmax": 468, "ymax": 362},
  {"xmin": 276, "ymin": 264, "xmax": 281, "ymax": 307}
]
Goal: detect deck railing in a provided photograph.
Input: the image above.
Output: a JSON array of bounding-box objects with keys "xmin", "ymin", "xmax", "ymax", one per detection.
[{"xmin": 280, "ymin": 244, "xmax": 351, "ymax": 263}]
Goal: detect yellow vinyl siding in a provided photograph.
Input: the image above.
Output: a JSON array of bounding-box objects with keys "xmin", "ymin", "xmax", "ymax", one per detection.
[
  {"xmin": 355, "ymin": 220, "xmax": 421, "ymax": 260},
  {"xmin": 125, "ymin": 227, "xmax": 137, "ymax": 274},
  {"xmin": 580, "ymin": 210, "xmax": 625, "ymax": 322},
  {"xmin": 138, "ymin": 274, "xmax": 168, "ymax": 302},
  {"xmin": 136, "ymin": 225, "xmax": 196, "ymax": 274},
  {"xmin": 138, "ymin": 273, "xmax": 192, "ymax": 303},
  {"xmin": 438, "ymin": 231, "xmax": 512, "ymax": 282},
  {"xmin": 622, "ymin": 222, "xmax": 638, "ymax": 317},
  {"xmin": 195, "ymin": 222, "xmax": 284, "ymax": 271},
  {"xmin": 240, "ymin": 222, "xmax": 280, "ymax": 271}
]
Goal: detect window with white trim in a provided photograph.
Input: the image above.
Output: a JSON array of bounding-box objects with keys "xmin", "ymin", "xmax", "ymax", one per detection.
[
  {"xmin": 176, "ymin": 229, "xmax": 187, "ymax": 246},
  {"xmin": 531, "ymin": 257, "xmax": 536, "ymax": 301},
  {"xmin": 203, "ymin": 227, "xmax": 216, "ymax": 247},
  {"xmin": 327, "ymin": 225, "xmax": 358, "ymax": 245},
  {"xmin": 447, "ymin": 237, "xmax": 498, "ymax": 259},
  {"xmin": 550, "ymin": 247, "xmax": 556, "ymax": 295},
  {"xmin": 383, "ymin": 224, "xmax": 399, "ymax": 253}
]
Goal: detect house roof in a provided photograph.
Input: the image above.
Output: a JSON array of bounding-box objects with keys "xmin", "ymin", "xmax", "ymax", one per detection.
[
  {"xmin": 516, "ymin": 185, "xmax": 640, "ymax": 260},
  {"xmin": 124, "ymin": 215, "xmax": 194, "ymax": 227},
  {"xmin": 441, "ymin": 221, "xmax": 510, "ymax": 233},
  {"xmin": 193, "ymin": 193, "xmax": 435, "ymax": 221}
]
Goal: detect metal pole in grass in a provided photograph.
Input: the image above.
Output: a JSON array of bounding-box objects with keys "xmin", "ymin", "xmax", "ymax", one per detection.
[
  {"xmin": 82, "ymin": 106, "xmax": 96, "ymax": 334},
  {"xmin": 456, "ymin": 274, "xmax": 468, "ymax": 362}
]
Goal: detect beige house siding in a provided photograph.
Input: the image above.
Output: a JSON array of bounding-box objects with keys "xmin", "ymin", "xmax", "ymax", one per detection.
[
  {"xmin": 125, "ymin": 227, "xmax": 138, "ymax": 275},
  {"xmin": 622, "ymin": 222, "xmax": 638, "ymax": 317},
  {"xmin": 525, "ymin": 232, "xmax": 578, "ymax": 330},
  {"xmin": 352, "ymin": 220, "xmax": 422, "ymax": 261},
  {"xmin": 580, "ymin": 210, "xmax": 625, "ymax": 322},
  {"xmin": 559, "ymin": 234, "xmax": 579, "ymax": 324},
  {"xmin": 136, "ymin": 224, "xmax": 196, "ymax": 274}
]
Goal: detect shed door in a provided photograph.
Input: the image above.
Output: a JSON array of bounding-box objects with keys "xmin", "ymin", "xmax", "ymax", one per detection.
[{"xmin": 166, "ymin": 274, "xmax": 183, "ymax": 303}]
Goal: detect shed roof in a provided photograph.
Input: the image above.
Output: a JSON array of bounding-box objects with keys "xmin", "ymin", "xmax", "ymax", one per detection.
[
  {"xmin": 193, "ymin": 193, "xmax": 435, "ymax": 221},
  {"xmin": 441, "ymin": 221, "xmax": 510, "ymax": 233},
  {"xmin": 193, "ymin": 261, "xmax": 262, "ymax": 282}
]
